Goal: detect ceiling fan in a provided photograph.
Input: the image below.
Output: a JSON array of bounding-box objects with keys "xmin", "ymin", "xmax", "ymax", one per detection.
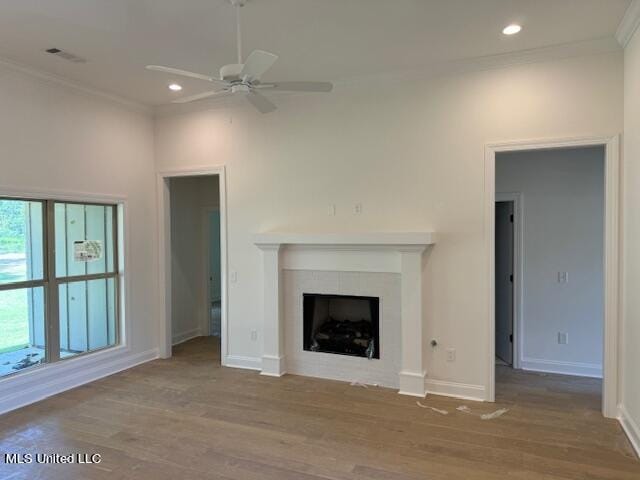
[{"xmin": 146, "ymin": 0, "xmax": 333, "ymax": 113}]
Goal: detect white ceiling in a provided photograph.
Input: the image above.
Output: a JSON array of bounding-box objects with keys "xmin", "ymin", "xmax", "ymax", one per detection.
[{"xmin": 0, "ymin": 0, "xmax": 630, "ymax": 106}]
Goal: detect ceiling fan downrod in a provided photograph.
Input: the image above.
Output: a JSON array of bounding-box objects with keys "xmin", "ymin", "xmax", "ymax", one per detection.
[{"xmin": 230, "ymin": 0, "xmax": 246, "ymax": 64}]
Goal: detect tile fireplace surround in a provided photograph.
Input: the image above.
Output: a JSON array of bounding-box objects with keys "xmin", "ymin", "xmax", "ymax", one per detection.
[{"xmin": 254, "ymin": 232, "xmax": 436, "ymax": 397}]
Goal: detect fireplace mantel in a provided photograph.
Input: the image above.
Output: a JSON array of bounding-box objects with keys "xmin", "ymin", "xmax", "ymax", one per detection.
[
  {"xmin": 253, "ymin": 231, "xmax": 436, "ymax": 397},
  {"xmin": 253, "ymin": 231, "xmax": 436, "ymax": 248}
]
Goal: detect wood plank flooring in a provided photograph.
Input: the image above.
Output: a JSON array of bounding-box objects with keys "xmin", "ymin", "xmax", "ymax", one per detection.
[{"xmin": 0, "ymin": 337, "xmax": 637, "ymax": 479}]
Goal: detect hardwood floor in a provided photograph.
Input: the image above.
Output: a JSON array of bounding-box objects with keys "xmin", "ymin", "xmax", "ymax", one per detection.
[{"xmin": 0, "ymin": 337, "xmax": 637, "ymax": 479}]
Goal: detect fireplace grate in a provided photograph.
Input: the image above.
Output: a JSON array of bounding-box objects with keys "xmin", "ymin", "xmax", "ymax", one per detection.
[{"xmin": 303, "ymin": 293, "xmax": 380, "ymax": 359}]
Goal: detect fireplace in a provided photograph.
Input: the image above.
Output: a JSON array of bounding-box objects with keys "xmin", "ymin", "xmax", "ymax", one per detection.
[{"xmin": 303, "ymin": 293, "xmax": 380, "ymax": 359}]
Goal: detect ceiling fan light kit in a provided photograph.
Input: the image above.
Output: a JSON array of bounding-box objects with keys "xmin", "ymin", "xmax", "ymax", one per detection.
[{"xmin": 145, "ymin": 0, "xmax": 333, "ymax": 113}]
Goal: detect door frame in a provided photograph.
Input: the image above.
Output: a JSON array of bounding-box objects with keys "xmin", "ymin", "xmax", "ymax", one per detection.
[
  {"xmin": 495, "ymin": 193, "xmax": 523, "ymax": 369},
  {"xmin": 485, "ymin": 135, "xmax": 620, "ymax": 418},
  {"xmin": 157, "ymin": 166, "xmax": 228, "ymax": 363}
]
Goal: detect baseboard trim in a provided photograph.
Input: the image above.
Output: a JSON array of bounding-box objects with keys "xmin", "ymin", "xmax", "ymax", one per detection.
[
  {"xmin": 425, "ymin": 378, "xmax": 486, "ymax": 402},
  {"xmin": 0, "ymin": 347, "xmax": 158, "ymax": 415},
  {"xmin": 224, "ymin": 354, "xmax": 262, "ymax": 371},
  {"xmin": 520, "ymin": 357, "xmax": 602, "ymax": 378},
  {"xmin": 261, "ymin": 355, "xmax": 286, "ymax": 377},
  {"xmin": 172, "ymin": 328, "xmax": 202, "ymax": 346},
  {"xmin": 619, "ymin": 404, "xmax": 640, "ymax": 459}
]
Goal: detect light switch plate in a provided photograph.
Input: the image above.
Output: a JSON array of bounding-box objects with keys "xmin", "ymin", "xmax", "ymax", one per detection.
[
  {"xmin": 558, "ymin": 332, "xmax": 569, "ymax": 345},
  {"xmin": 446, "ymin": 348, "xmax": 456, "ymax": 362}
]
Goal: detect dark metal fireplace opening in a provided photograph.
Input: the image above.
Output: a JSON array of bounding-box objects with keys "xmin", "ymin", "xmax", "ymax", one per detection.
[{"xmin": 303, "ymin": 293, "xmax": 380, "ymax": 359}]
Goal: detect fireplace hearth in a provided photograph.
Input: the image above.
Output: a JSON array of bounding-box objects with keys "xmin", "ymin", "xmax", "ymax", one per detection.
[{"xmin": 303, "ymin": 293, "xmax": 380, "ymax": 359}]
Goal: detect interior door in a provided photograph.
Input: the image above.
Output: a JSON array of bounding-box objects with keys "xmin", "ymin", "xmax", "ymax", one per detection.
[
  {"xmin": 495, "ymin": 201, "xmax": 514, "ymax": 366},
  {"xmin": 208, "ymin": 210, "xmax": 221, "ymax": 303}
]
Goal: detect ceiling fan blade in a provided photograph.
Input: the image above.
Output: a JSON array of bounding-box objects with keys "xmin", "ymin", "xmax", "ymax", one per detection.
[
  {"xmin": 240, "ymin": 50, "xmax": 278, "ymax": 81},
  {"xmin": 172, "ymin": 90, "xmax": 231, "ymax": 104},
  {"xmin": 246, "ymin": 90, "xmax": 277, "ymax": 114},
  {"xmin": 146, "ymin": 65, "xmax": 227, "ymax": 85},
  {"xmin": 258, "ymin": 81, "xmax": 333, "ymax": 93}
]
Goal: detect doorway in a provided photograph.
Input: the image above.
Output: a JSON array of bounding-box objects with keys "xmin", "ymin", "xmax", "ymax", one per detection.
[
  {"xmin": 158, "ymin": 166, "xmax": 227, "ymax": 364},
  {"xmin": 485, "ymin": 136, "xmax": 619, "ymax": 419}
]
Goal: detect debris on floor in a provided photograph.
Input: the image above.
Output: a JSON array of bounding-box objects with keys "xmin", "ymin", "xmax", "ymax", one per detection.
[
  {"xmin": 350, "ymin": 381, "xmax": 368, "ymax": 388},
  {"xmin": 481, "ymin": 408, "xmax": 509, "ymax": 420},
  {"xmin": 416, "ymin": 401, "xmax": 448, "ymax": 415},
  {"xmin": 454, "ymin": 404, "xmax": 510, "ymax": 420},
  {"xmin": 349, "ymin": 380, "xmax": 379, "ymax": 388}
]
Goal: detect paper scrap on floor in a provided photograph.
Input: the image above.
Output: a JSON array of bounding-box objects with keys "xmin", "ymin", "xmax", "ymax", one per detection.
[
  {"xmin": 455, "ymin": 405, "xmax": 509, "ymax": 420},
  {"xmin": 416, "ymin": 401, "xmax": 448, "ymax": 415},
  {"xmin": 350, "ymin": 381, "xmax": 369, "ymax": 388},
  {"xmin": 481, "ymin": 408, "xmax": 509, "ymax": 420}
]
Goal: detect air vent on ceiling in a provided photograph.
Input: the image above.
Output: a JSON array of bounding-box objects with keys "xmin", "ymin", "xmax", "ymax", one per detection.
[{"xmin": 45, "ymin": 47, "xmax": 87, "ymax": 64}]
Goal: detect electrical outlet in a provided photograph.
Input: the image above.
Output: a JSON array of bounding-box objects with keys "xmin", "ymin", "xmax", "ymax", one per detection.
[
  {"xmin": 250, "ymin": 330, "xmax": 258, "ymax": 341},
  {"xmin": 354, "ymin": 203, "xmax": 363, "ymax": 215},
  {"xmin": 558, "ymin": 332, "xmax": 569, "ymax": 345},
  {"xmin": 558, "ymin": 271, "xmax": 569, "ymax": 283},
  {"xmin": 446, "ymin": 348, "xmax": 456, "ymax": 362},
  {"xmin": 327, "ymin": 204, "xmax": 336, "ymax": 216}
]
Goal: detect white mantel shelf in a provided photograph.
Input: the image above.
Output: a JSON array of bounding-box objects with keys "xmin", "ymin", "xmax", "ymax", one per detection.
[{"xmin": 253, "ymin": 231, "xmax": 436, "ymax": 247}]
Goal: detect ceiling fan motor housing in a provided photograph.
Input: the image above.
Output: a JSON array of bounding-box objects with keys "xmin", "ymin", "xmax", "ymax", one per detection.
[{"xmin": 220, "ymin": 63, "xmax": 244, "ymax": 82}]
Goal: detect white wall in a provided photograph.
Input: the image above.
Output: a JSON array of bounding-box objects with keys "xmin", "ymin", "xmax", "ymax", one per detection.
[
  {"xmin": 496, "ymin": 147, "xmax": 604, "ymax": 377},
  {"xmin": 155, "ymin": 52, "xmax": 623, "ymax": 398},
  {"xmin": 622, "ymin": 24, "xmax": 640, "ymax": 452},
  {"xmin": 169, "ymin": 175, "xmax": 219, "ymax": 344},
  {"xmin": 0, "ymin": 62, "xmax": 157, "ymax": 413}
]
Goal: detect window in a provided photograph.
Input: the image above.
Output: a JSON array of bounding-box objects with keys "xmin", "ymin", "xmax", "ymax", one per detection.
[{"xmin": 0, "ymin": 198, "xmax": 120, "ymax": 377}]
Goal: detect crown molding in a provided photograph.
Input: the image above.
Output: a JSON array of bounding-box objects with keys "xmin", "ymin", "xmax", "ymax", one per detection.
[
  {"xmin": 333, "ymin": 36, "xmax": 621, "ymax": 88},
  {"xmin": 154, "ymin": 36, "xmax": 621, "ymax": 118},
  {"xmin": 0, "ymin": 56, "xmax": 151, "ymax": 115},
  {"xmin": 616, "ymin": 0, "xmax": 640, "ymax": 47}
]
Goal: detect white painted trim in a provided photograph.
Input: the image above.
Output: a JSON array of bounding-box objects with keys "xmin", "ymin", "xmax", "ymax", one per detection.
[
  {"xmin": 172, "ymin": 328, "xmax": 203, "ymax": 346},
  {"xmin": 253, "ymin": 231, "xmax": 436, "ymax": 247},
  {"xmin": 261, "ymin": 355, "xmax": 287, "ymax": 377},
  {"xmin": 399, "ymin": 371, "xmax": 427, "ymax": 397},
  {"xmin": 424, "ymin": 379, "xmax": 486, "ymax": 402},
  {"xmin": 224, "ymin": 355, "xmax": 262, "ymax": 371},
  {"xmin": 495, "ymin": 192, "xmax": 523, "ymax": 369},
  {"xmin": 485, "ymin": 135, "xmax": 620, "ymax": 419},
  {"xmin": 618, "ymin": 405, "xmax": 640, "ymax": 459},
  {"xmin": 616, "ymin": 0, "xmax": 640, "ymax": 48},
  {"xmin": 157, "ymin": 166, "xmax": 228, "ymax": 366},
  {"xmin": 0, "ymin": 55, "xmax": 150, "ymax": 114},
  {"xmin": 520, "ymin": 357, "xmax": 602, "ymax": 378},
  {"xmin": 0, "ymin": 184, "xmax": 127, "ymax": 204},
  {"xmin": 0, "ymin": 347, "xmax": 158, "ymax": 415}
]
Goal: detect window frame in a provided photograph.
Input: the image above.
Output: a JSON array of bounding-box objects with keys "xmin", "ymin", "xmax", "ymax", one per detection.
[{"xmin": 0, "ymin": 196, "xmax": 121, "ymax": 375}]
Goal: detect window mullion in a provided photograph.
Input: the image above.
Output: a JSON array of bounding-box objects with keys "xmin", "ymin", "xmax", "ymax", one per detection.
[{"xmin": 45, "ymin": 200, "xmax": 60, "ymax": 363}]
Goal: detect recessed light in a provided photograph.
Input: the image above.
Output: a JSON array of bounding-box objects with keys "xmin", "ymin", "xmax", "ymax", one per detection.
[
  {"xmin": 168, "ymin": 83, "xmax": 182, "ymax": 91},
  {"xmin": 502, "ymin": 24, "xmax": 522, "ymax": 35}
]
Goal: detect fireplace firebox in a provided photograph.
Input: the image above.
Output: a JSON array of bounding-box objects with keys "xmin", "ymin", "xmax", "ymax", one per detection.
[{"xmin": 303, "ymin": 293, "xmax": 380, "ymax": 359}]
